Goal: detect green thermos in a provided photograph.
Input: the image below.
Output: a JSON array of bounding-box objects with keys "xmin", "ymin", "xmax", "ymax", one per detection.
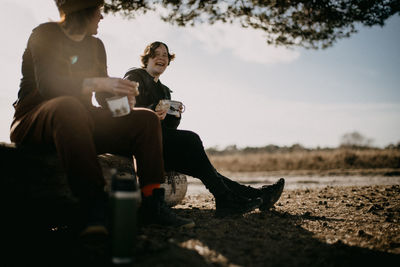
[{"xmin": 109, "ymin": 168, "xmax": 141, "ymax": 265}]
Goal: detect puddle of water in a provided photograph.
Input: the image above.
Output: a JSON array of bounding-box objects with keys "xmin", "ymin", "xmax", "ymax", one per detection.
[{"xmin": 186, "ymin": 175, "xmax": 400, "ymax": 196}]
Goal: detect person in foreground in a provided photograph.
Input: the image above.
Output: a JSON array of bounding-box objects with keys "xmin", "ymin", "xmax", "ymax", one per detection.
[
  {"xmin": 101, "ymin": 41, "xmax": 285, "ymax": 217},
  {"xmin": 10, "ymin": 0, "xmax": 194, "ymax": 243}
]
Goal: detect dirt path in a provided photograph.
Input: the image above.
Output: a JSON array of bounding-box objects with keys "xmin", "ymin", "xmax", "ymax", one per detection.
[
  {"xmin": 134, "ymin": 184, "xmax": 400, "ymax": 266},
  {"xmin": 5, "ymin": 184, "xmax": 399, "ymax": 267}
]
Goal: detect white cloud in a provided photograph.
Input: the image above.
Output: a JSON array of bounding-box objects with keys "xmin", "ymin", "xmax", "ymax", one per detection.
[
  {"xmin": 100, "ymin": 12, "xmax": 300, "ymax": 66},
  {"xmin": 98, "ymin": 12, "xmax": 179, "ymax": 77},
  {"xmin": 184, "ymin": 22, "xmax": 300, "ymax": 64}
]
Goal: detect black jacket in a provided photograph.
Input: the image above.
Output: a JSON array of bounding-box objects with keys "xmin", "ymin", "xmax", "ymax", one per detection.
[{"xmin": 124, "ymin": 68, "xmax": 181, "ymax": 129}]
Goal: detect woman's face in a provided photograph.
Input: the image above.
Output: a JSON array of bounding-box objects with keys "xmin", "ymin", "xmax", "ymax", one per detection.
[
  {"xmin": 146, "ymin": 44, "xmax": 169, "ymax": 77},
  {"xmin": 87, "ymin": 6, "xmax": 103, "ymax": 35}
]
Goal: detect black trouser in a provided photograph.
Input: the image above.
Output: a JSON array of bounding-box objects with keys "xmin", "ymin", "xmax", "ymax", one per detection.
[
  {"xmin": 162, "ymin": 128, "xmax": 216, "ymax": 179},
  {"xmin": 162, "ymin": 127, "xmax": 260, "ymax": 197}
]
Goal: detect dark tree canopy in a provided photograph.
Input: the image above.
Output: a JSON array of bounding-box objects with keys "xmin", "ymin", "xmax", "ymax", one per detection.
[{"xmin": 104, "ymin": 0, "xmax": 400, "ymax": 49}]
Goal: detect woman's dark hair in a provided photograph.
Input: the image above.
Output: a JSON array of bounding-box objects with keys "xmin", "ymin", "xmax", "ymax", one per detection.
[
  {"xmin": 141, "ymin": 41, "xmax": 175, "ymax": 68},
  {"xmin": 59, "ymin": 6, "xmax": 99, "ymax": 35}
]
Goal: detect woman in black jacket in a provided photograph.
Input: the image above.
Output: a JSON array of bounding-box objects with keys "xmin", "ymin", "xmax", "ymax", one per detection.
[{"xmin": 101, "ymin": 41, "xmax": 285, "ymax": 217}]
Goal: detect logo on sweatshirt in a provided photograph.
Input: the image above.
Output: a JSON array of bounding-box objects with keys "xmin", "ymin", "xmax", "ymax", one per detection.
[{"xmin": 70, "ymin": 55, "xmax": 78, "ymax": 65}]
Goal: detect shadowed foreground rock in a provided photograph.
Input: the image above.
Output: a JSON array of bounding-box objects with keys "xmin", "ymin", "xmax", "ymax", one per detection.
[
  {"xmin": 0, "ymin": 142, "xmax": 132, "ymax": 225},
  {"xmin": 0, "ymin": 142, "xmax": 186, "ymax": 228},
  {"xmin": 0, "ymin": 142, "xmax": 187, "ymax": 266}
]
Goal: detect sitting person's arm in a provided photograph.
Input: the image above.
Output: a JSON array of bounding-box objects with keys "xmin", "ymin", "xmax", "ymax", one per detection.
[
  {"xmin": 123, "ymin": 68, "xmax": 154, "ymax": 108},
  {"xmin": 124, "ymin": 68, "xmax": 181, "ymax": 129},
  {"xmin": 94, "ymin": 68, "xmax": 142, "ymax": 109},
  {"xmin": 125, "ymin": 69, "xmax": 168, "ymax": 121}
]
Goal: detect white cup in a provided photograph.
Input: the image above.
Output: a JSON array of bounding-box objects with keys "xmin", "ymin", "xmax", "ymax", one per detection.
[
  {"xmin": 106, "ymin": 96, "xmax": 130, "ymax": 117},
  {"xmin": 156, "ymin": 100, "xmax": 185, "ymax": 117},
  {"xmin": 167, "ymin": 100, "xmax": 185, "ymax": 116}
]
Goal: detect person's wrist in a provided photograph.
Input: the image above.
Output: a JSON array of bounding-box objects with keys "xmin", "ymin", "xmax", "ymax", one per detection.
[{"xmin": 82, "ymin": 78, "xmax": 95, "ymax": 94}]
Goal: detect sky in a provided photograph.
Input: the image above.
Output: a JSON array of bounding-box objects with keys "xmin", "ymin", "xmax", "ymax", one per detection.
[{"xmin": 1, "ymin": 0, "xmax": 399, "ymax": 149}]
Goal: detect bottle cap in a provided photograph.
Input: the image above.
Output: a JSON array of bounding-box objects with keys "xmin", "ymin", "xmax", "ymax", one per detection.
[{"xmin": 111, "ymin": 171, "xmax": 138, "ymax": 192}]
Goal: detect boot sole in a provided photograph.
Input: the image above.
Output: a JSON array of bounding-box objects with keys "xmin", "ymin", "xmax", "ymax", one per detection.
[{"xmin": 215, "ymin": 198, "xmax": 262, "ymax": 218}]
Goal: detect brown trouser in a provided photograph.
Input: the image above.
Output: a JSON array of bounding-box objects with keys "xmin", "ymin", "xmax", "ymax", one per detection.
[{"xmin": 10, "ymin": 96, "xmax": 165, "ymax": 200}]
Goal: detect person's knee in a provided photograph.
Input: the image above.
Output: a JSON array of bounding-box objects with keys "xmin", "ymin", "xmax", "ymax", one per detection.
[
  {"xmin": 184, "ymin": 131, "xmax": 204, "ymax": 148},
  {"xmin": 144, "ymin": 109, "xmax": 160, "ymax": 125},
  {"xmin": 135, "ymin": 109, "xmax": 161, "ymax": 130},
  {"xmin": 50, "ymin": 96, "xmax": 91, "ymax": 125},
  {"xmin": 52, "ymin": 96, "xmax": 86, "ymax": 114},
  {"xmin": 186, "ymin": 130, "xmax": 201, "ymax": 141}
]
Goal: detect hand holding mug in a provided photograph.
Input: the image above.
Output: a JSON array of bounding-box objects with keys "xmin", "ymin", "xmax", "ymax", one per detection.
[
  {"xmin": 155, "ymin": 100, "xmax": 170, "ymax": 121},
  {"xmin": 156, "ymin": 100, "xmax": 170, "ymax": 112},
  {"xmin": 155, "ymin": 109, "xmax": 168, "ymax": 120},
  {"xmin": 83, "ymin": 77, "xmax": 139, "ymax": 96},
  {"xmin": 127, "ymin": 95, "xmax": 136, "ymax": 110}
]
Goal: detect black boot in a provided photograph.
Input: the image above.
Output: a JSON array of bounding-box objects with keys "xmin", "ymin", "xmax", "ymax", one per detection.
[
  {"xmin": 214, "ymin": 189, "xmax": 262, "ymax": 218},
  {"xmin": 219, "ymin": 175, "xmax": 261, "ymax": 198},
  {"xmin": 139, "ymin": 188, "xmax": 195, "ymax": 228},
  {"xmin": 80, "ymin": 191, "xmax": 109, "ymax": 236},
  {"xmin": 219, "ymin": 174, "xmax": 285, "ymax": 211},
  {"xmin": 78, "ymin": 192, "xmax": 110, "ymax": 266},
  {"xmin": 259, "ymin": 178, "xmax": 285, "ymax": 211},
  {"xmin": 198, "ymin": 174, "xmax": 261, "ymax": 217}
]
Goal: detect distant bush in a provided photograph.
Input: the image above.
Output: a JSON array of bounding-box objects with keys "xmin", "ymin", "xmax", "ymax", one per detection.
[
  {"xmin": 207, "ymin": 147, "xmax": 400, "ymax": 173},
  {"xmin": 206, "ymin": 143, "xmax": 311, "ymax": 155},
  {"xmin": 339, "ymin": 131, "xmax": 374, "ymax": 148}
]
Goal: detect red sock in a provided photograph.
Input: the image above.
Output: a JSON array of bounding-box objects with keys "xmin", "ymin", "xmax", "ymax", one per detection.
[{"xmin": 141, "ymin": 183, "xmax": 160, "ymax": 197}]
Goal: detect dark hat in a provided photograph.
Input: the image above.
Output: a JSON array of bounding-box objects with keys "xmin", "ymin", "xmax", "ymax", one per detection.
[{"xmin": 55, "ymin": 0, "xmax": 104, "ymax": 15}]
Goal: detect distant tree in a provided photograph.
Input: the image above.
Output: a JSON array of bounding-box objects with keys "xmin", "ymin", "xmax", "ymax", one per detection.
[
  {"xmin": 205, "ymin": 146, "xmax": 220, "ymax": 155},
  {"xmin": 262, "ymin": 144, "xmax": 281, "ymax": 153},
  {"xmin": 104, "ymin": 0, "xmax": 400, "ymax": 49},
  {"xmin": 340, "ymin": 131, "xmax": 374, "ymax": 147},
  {"xmin": 289, "ymin": 143, "xmax": 307, "ymax": 151},
  {"xmin": 224, "ymin": 144, "xmax": 239, "ymax": 153},
  {"xmin": 385, "ymin": 141, "xmax": 400, "ymax": 150}
]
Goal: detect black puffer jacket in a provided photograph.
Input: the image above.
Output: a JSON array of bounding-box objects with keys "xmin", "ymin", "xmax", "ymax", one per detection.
[{"xmin": 124, "ymin": 68, "xmax": 181, "ymax": 129}]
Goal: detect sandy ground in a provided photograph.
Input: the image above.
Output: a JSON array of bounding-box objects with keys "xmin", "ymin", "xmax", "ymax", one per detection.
[
  {"xmin": 4, "ymin": 184, "xmax": 399, "ymax": 267},
  {"xmin": 134, "ymin": 184, "xmax": 400, "ymax": 267}
]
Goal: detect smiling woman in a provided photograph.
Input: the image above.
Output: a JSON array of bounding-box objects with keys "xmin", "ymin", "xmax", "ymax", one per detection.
[{"xmin": 95, "ymin": 41, "xmax": 287, "ymax": 218}]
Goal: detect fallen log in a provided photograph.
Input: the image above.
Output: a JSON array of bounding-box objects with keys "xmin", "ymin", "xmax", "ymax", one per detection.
[{"xmin": 0, "ymin": 142, "xmax": 187, "ymax": 229}]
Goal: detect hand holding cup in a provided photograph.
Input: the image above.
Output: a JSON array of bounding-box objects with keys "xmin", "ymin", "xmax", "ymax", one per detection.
[
  {"xmin": 156, "ymin": 99, "xmax": 171, "ymax": 112},
  {"xmin": 154, "ymin": 100, "xmax": 170, "ymax": 120}
]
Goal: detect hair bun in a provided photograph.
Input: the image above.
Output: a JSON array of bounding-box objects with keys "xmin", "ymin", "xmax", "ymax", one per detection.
[{"xmin": 55, "ymin": 0, "xmax": 104, "ymax": 15}]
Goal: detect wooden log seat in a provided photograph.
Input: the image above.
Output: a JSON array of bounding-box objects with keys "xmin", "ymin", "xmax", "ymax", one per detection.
[{"xmin": 0, "ymin": 142, "xmax": 187, "ymax": 229}]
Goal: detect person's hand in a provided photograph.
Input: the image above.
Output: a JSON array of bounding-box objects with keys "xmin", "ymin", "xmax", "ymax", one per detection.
[
  {"xmin": 83, "ymin": 77, "xmax": 139, "ymax": 96},
  {"xmin": 155, "ymin": 109, "xmax": 167, "ymax": 121},
  {"xmin": 127, "ymin": 95, "xmax": 136, "ymax": 110},
  {"xmin": 98, "ymin": 77, "xmax": 139, "ymax": 96},
  {"xmin": 177, "ymin": 104, "xmax": 184, "ymax": 117}
]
